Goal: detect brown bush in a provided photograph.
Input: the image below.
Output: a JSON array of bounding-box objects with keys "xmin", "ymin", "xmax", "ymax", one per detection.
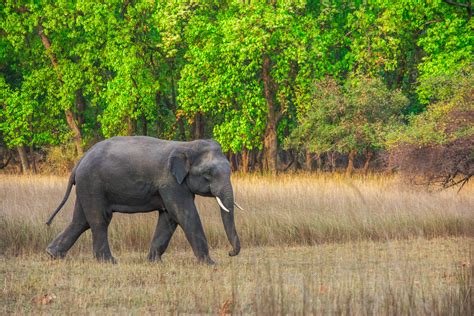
[
  {"xmin": 389, "ymin": 135, "xmax": 473, "ymax": 190},
  {"xmin": 42, "ymin": 143, "xmax": 80, "ymax": 175}
]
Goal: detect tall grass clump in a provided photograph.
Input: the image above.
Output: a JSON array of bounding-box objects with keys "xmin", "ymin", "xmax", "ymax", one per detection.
[{"xmin": 0, "ymin": 173, "xmax": 473, "ymax": 255}]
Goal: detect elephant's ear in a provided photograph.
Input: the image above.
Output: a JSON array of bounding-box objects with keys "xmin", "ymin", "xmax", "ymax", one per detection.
[{"xmin": 169, "ymin": 149, "xmax": 191, "ymax": 184}]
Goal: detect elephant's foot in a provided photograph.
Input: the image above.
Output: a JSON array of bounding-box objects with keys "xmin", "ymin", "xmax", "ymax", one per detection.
[
  {"xmin": 198, "ymin": 256, "xmax": 216, "ymax": 265},
  {"xmin": 95, "ymin": 254, "xmax": 118, "ymax": 264},
  {"xmin": 147, "ymin": 251, "xmax": 162, "ymax": 262},
  {"xmin": 228, "ymin": 249, "xmax": 240, "ymax": 257},
  {"xmin": 45, "ymin": 246, "xmax": 66, "ymax": 259}
]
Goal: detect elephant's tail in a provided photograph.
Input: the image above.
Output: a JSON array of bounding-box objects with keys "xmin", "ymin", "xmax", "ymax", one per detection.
[{"xmin": 45, "ymin": 161, "xmax": 80, "ymax": 226}]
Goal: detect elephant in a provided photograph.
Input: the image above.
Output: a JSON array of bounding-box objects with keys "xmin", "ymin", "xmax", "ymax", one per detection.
[{"xmin": 45, "ymin": 136, "xmax": 241, "ymax": 264}]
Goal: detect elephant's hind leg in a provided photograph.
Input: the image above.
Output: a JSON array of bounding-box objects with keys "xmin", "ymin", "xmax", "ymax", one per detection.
[
  {"xmin": 86, "ymin": 209, "xmax": 116, "ymax": 264},
  {"xmin": 81, "ymin": 199, "xmax": 116, "ymax": 264},
  {"xmin": 148, "ymin": 211, "xmax": 178, "ymax": 262},
  {"xmin": 76, "ymin": 183, "xmax": 116, "ymax": 264},
  {"xmin": 89, "ymin": 222, "xmax": 116, "ymax": 264},
  {"xmin": 46, "ymin": 200, "xmax": 90, "ymax": 259}
]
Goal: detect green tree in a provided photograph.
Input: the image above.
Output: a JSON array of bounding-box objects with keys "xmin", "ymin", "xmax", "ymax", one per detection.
[
  {"xmin": 1, "ymin": 0, "xmax": 472, "ymax": 176},
  {"xmin": 179, "ymin": 2, "xmax": 318, "ymax": 172},
  {"xmin": 387, "ymin": 68, "xmax": 473, "ymax": 189},
  {"xmin": 416, "ymin": 3, "xmax": 473, "ymax": 105},
  {"xmin": 1, "ymin": 1, "xmax": 99, "ymax": 154},
  {"xmin": 287, "ymin": 76, "xmax": 408, "ymax": 174}
]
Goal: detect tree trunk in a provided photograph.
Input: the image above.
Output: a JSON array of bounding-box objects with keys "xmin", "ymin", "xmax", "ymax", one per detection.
[
  {"xmin": 177, "ymin": 118, "xmax": 186, "ymax": 140},
  {"xmin": 256, "ymin": 150, "xmax": 264, "ymax": 173},
  {"xmin": 127, "ymin": 116, "xmax": 137, "ymax": 136},
  {"xmin": 191, "ymin": 117, "xmax": 196, "ymax": 140},
  {"xmin": 29, "ymin": 144, "xmax": 37, "ymax": 173},
  {"xmin": 17, "ymin": 146, "xmax": 30, "ymax": 174},
  {"xmin": 241, "ymin": 148, "xmax": 250, "ymax": 173},
  {"xmin": 281, "ymin": 150, "xmax": 296, "ymax": 172},
  {"xmin": 251, "ymin": 149, "xmax": 257, "ymax": 172},
  {"xmin": 155, "ymin": 91, "xmax": 162, "ymax": 136},
  {"xmin": 170, "ymin": 73, "xmax": 186, "ymax": 140},
  {"xmin": 197, "ymin": 113, "xmax": 204, "ymax": 139},
  {"xmin": 75, "ymin": 89, "xmax": 86, "ymax": 127},
  {"xmin": 65, "ymin": 109, "xmax": 84, "ymax": 155},
  {"xmin": 0, "ymin": 150, "xmax": 12, "ymax": 169},
  {"xmin": 141, "ymin": 113, "xmax": 148, "ymax": 136},
  {"xmin": 315, "ymin": 153, "xmax": 322, "ymax": 172},
  {"xmin": 305, "ymin": 150, "xmax": 313, "ymax": 171},
  {"xmin": 192, "ymin": 112, "xmax": 205, "ymax": 140},
  {"xmin": 329, "ymin": 152, "xmax": 337, "ymax": 172},
  {"xmin": 363, "ymin": 150, "xmax": 373, "ymax": 175},
  {"xmin": 263, "ymin": 125, "xmax": 278, "ymax": 173},
  {"xmin": 346, "ymin": 150, "xmax": 357, "ymax": 176},
  {"xmin": 38, "ymin": 24, "xmax": 83, "ymax": 155},
  {"xmin": 229, "ymin": 152, "xmax": 238, "ymax": 172},
  {"xmin": 262, "ymin": 54, "xmax": 278, "ymax": 174}
]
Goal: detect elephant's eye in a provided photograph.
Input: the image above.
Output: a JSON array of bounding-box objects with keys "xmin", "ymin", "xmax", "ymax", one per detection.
[{"xmin": 203, "ymin": 172, "xmax": 211, "ymax": 181}]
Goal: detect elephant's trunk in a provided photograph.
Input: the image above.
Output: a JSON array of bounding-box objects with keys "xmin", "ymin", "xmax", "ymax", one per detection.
[{"xmin": 214, "ymin": 183, "xmax": 240, "ymax": 257}]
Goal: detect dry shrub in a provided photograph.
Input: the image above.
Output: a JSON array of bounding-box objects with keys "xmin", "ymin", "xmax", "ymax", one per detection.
[
  {"xmin": 388, "ymin": 90, "xmax": 473, "ymax": 190},
  {"xmin": 43, "ymin": 143, "xmax": 79, "ymax": 175},
  {"xmin": 389, "ymin": 136, "xmax": 473, "ymax": 190}
]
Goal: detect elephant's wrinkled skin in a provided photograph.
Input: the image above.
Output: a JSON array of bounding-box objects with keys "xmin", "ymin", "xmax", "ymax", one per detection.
[{"xmin": 45, "ymin": 137, "xmax": 240, "ymax": 264}]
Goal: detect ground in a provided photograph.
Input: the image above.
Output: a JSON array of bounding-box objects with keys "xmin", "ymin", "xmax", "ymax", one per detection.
[
  {"xmin": 0, "ymin": 174, "xmax": 473, "ymax": 314},
  {"xmin": 1, "ymin": 238, "xmax": 472, "ymax": 314}
]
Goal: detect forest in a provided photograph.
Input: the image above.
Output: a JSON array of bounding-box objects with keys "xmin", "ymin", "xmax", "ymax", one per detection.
[
  {"xmin": 1, "ymin": 0, "xmax": 472, "ymax": 184},
  {"xmin": 1, "ymin": 2, "xmax": 474, "ymax": 314}
]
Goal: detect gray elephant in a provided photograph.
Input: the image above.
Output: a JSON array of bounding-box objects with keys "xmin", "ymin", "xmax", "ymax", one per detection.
[{"xmin": 45, "ymin": 136, "xmax": 241, "ymax": 264}]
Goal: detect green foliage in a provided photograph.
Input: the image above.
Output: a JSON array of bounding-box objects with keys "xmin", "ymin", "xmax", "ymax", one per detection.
[
  {"xmin": 287, "ymin": 76, "xmax": 408, "ymax": 154},
  {"xmin": 179, "ymin": 3, "xmax": 305, "ymax": 152},
  {"xmin": 387, "ymin": 67, "xmax": 473, "ymax": 147},
  {"xmin": 0, "ymin": 0, "xmax": 471, "ymax": 173},
  {"xmin": 0, "ymin": 71, "xmax": 65, "ymax": 147},
  {"xmin": 417, "ymin": 8, "xmax": 473, "ymax": 105}
]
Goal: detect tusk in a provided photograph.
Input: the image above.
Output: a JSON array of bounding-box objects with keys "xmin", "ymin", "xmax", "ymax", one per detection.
[
  {"xmin": 216, "ymin": 197, "xmax": 231, "ymax": 213},
  {"xmin": 234, "ymin": 202, "xmax": 244, "ymax": 211}
]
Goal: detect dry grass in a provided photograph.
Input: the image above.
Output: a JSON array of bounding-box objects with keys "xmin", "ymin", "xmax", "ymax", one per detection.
[
  {"xmin": 1, "ymin": 239, "xmax": 472, "ymax": 314},
  {"xmin": 0, "ymin": 173, "xmax": 472, "ymax": 255},
  {"xmin": 0, "ymin": 173, "xmax": 473, "ymax": 313}
]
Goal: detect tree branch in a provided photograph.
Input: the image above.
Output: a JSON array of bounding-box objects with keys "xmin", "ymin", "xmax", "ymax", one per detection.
[
  {"xmin": 37, "ymin": 23, "xmax": 83, "ymax": 154},
  {"xmin": 37, "ymin": 24, "xmax": 61, "ymax": 80},
  {"xmin": 442, "ymin": 0, "xmax": 472, "ymax": 20},
  {"xmin": 442, "ymin": 0, "xmax": 470, "ymax": 8}
]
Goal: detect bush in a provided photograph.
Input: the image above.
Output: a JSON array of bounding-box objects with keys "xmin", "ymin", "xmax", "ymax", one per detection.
[
  {"xmin": 43, "ymin": 142, "xmax": 79, "ymax": 175},
  {"xmin": 287, "ymin": 76, "xmax": 408, "ymax": 174},
  {"xmin": 388, "ymin": 68, "xmax": 473, "ymax": 189},
  {"xmin": 389, "ymin": 136, "xmax": 473, "ymax": 189}
]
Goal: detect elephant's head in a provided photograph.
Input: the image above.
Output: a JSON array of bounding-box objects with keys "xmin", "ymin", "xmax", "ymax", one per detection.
[{"xmin": 169, "ymin": 140, "xmax": 240, "ymax": 256}]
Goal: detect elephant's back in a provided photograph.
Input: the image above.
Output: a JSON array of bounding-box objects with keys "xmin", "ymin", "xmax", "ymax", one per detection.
[{"xmin": 75, "ymin": 136, "xmax": 171, "ymax": 185}]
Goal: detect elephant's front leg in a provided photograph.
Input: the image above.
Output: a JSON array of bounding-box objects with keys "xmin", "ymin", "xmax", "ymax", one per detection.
[
  {"xmin": 163, "ymin": 193, "xmax": 215, "ymax": 264},
  {"xmin": 148, "ymin": 211, "xmax": 178, "ymax": 262}
]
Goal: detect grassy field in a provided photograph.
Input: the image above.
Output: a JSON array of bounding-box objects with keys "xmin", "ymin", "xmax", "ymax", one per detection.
[{"xmin": 1, "ymin": 174, "xmax": 473, "ymax": 314}]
